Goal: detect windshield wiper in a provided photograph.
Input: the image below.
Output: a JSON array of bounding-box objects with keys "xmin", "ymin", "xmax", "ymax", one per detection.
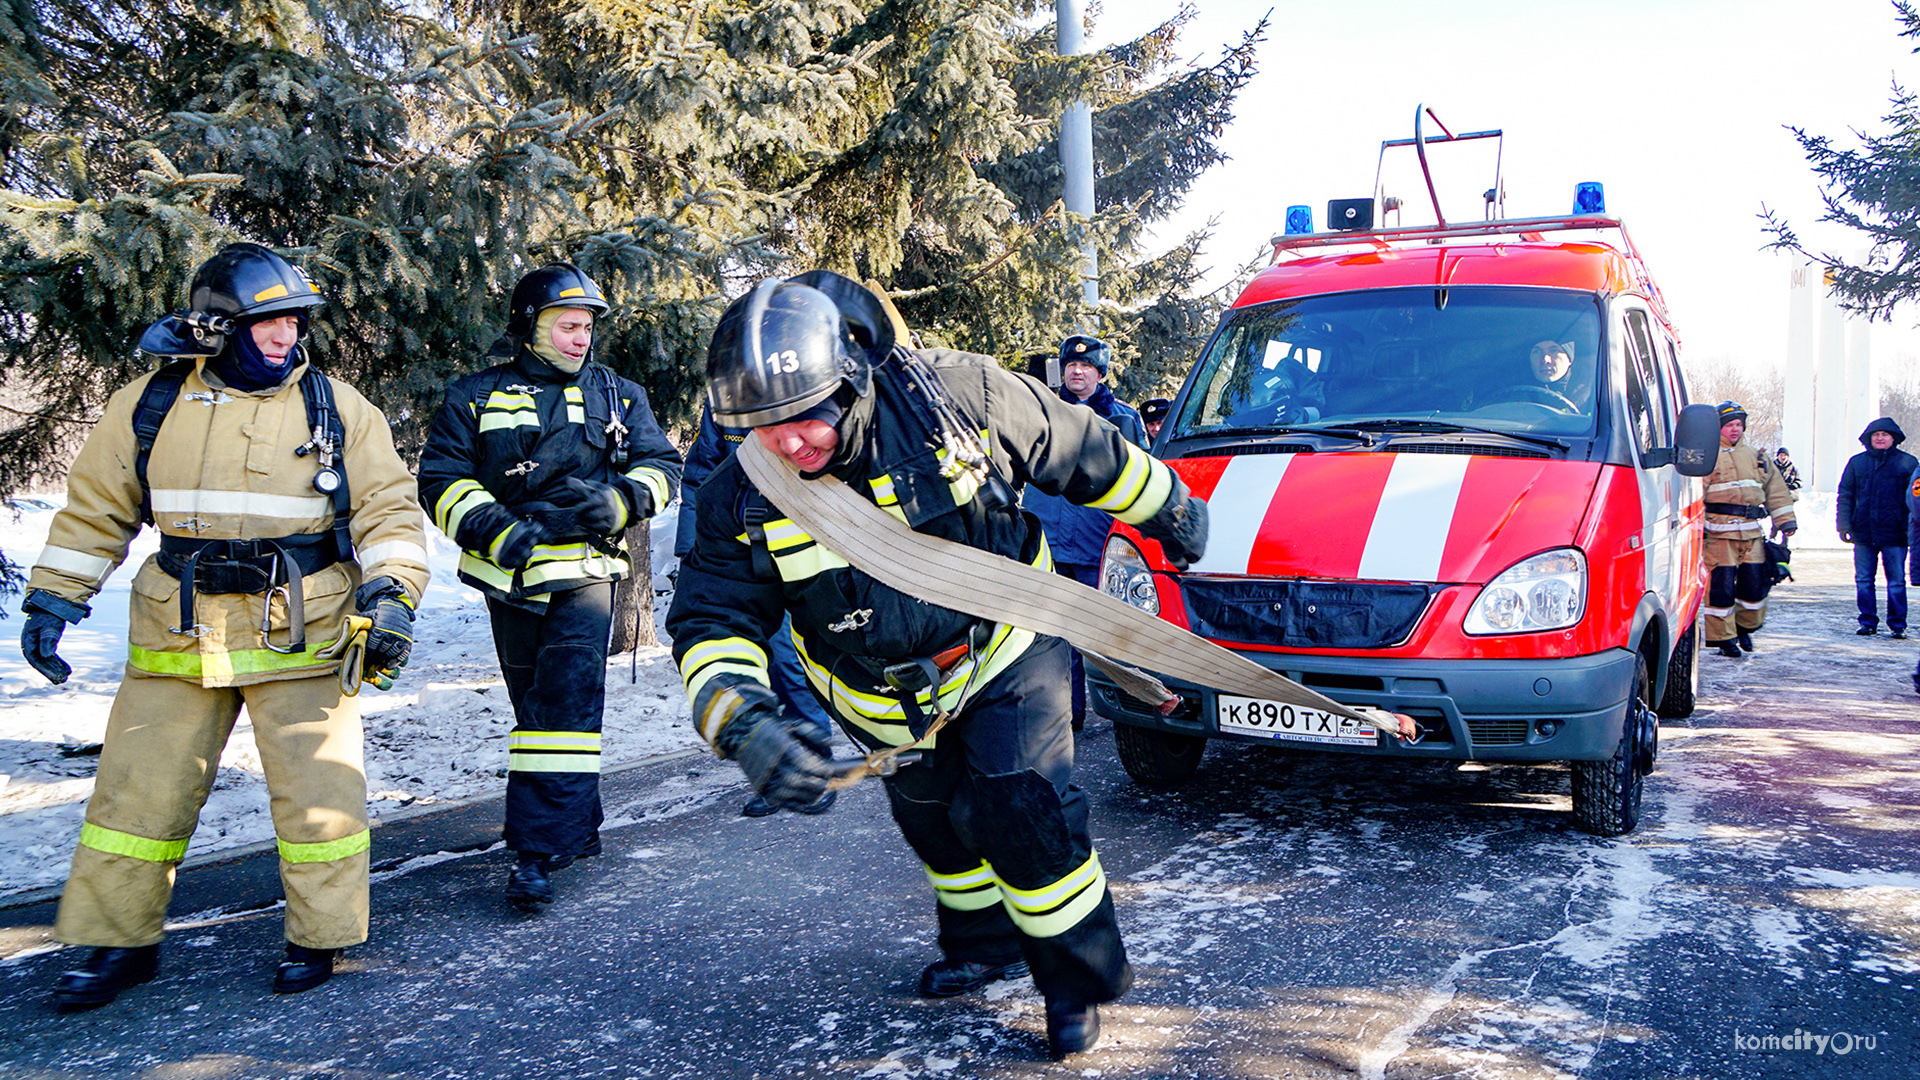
[
  {"xmin": 1341, "ymin": 419, "xmax": 1569, "ymax": 452},
  {"xmin": 1196, "ymin": 424, "xmax": 1377, "ymax": 446}
]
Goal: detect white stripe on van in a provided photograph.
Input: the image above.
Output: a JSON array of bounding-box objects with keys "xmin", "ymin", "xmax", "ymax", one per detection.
[
  {"xmin": 1356, "ymin": 455, "xmax": 1471, "ymax": 582},
  {"xmin": 1187, "ymin": 454, "xmax": 1294, "ymax": 575}
]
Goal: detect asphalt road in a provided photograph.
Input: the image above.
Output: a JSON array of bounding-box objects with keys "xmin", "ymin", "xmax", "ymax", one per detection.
[{"xmin": 0, "ymin": 551, "xmax": 1913, "ymax": 1079}]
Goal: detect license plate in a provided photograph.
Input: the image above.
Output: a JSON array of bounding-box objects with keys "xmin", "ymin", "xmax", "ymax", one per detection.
[{"xmin": 1217, "ymin": 695, "xmax": 1383, "ymax": 745}]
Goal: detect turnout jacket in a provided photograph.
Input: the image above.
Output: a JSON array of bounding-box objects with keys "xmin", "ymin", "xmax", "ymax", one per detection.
[
  {"xmin": 417, "ymin": 347, "xmax": 681, "ymax": 604},
  {"xmin": 1704, "ymin": 438, "xmax": 1796, "ymax": 545},
  {"xmin": 29, "ymin": 359, "xmax": 429, "ymax": 687},
  {"xmin": 666, "ymin": 348, "xmax": 1180, "ymax": 750}
]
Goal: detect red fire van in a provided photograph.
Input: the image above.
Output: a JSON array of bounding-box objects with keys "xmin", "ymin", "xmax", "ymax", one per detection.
[{"xmin": 1092, "ymin": 111, "xmax": 1719, "ymax": 835}]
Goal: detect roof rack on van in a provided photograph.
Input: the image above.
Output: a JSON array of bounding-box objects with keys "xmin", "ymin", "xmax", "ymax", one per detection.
[{"xmin": 1265, "ymin": 103, "xmax": 1670, "ymax": 318}]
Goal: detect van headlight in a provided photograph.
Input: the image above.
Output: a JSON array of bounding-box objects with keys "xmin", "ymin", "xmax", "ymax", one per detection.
[
  {"xmin": 1100, "ymin": 535, "xmax": 1160, "ymax": 614},
  {"xmin": 1463, "ymin": 547, "xmax": 1587, "ymax": 634}
]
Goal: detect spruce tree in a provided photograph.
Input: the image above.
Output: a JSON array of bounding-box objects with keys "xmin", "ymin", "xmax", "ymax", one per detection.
[{"xmin": 1765, "ymin": 1, "xmax": 1920, "ymax": 319}]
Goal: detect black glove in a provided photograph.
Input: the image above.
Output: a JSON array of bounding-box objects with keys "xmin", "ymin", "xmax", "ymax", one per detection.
[
  {"xmin": 726, "ymin": 706, "xmax": 838, "ymax": 812},
  {"xmin": 1137, "ymin": 477, "xmax": 1210, "ymax": 571},
  {"xmin": 564, "ymin": 477, "xmax": 629, "ymax": 536},
  {"xmin": 20, "ymin": 589, "xmax": 89, "ymax": 685},
  {"xmin": 354, "ymin": 577, "xmax": 414, "ymax": 686},
  {"xmin": 495, "ymin": 518, "xmax": 549, "ymax": 570}
]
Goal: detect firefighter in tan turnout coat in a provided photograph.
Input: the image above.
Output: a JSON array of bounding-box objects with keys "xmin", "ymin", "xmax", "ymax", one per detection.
[
  {"xmin": 17, "ymin": 244, "xmax": 429, "ymax": 1010},
  {"xmin": 1702, "ymin": 401, "xmax": 1796, "ymax": 657}
]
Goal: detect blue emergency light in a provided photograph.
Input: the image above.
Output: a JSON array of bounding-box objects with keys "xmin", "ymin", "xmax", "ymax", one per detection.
[
  {"xmin": 1572, "ymin": 182, "xmax": 1606, "ymax": 215},
  {"xmin": 1284, "ymin": 205, "xmax": 1314, "ymax": 235}
]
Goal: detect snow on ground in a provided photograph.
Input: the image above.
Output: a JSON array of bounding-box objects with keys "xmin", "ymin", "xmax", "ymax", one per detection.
[{"xmin": 0, "ymin": 498, "xmax": 703, "ymax": 901}]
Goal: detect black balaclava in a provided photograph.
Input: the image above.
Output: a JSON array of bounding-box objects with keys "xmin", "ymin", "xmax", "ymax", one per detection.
[{"xmin": 213, "ymin": 315, "xmax": 305, "ymax": 393}]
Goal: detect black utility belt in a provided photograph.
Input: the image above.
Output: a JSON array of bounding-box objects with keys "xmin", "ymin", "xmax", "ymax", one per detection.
[
  {"xmin": 158, "ymin": 534, "xmax": 341, "ymax": 654},
  {"xmin": 158, "ymin": 534, "xmax": 339, "ymax": 594},
  {"xmin": 1704, "ymin": 502, "xmax": 1770, "ymax": 520}
]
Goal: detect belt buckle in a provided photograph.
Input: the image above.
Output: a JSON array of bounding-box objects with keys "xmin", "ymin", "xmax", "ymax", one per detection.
[{"xmin": 882, "ymin": 661, "xmax": 931, "ymax": 694}]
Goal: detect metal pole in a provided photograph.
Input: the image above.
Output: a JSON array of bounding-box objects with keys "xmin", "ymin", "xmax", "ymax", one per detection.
[{"xmin": 1057, "ymin": 0, "xmax": 1098, "ymax": 315}]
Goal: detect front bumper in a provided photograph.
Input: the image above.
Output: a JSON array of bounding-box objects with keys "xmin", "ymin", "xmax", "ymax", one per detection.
[{"xmin": 1087, "ymin": 647, "xmax": 1638, "ymax": 762}]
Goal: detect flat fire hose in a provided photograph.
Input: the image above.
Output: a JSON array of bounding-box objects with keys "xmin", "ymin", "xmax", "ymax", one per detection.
[
  {"xmin": 316, "ymin": 615, "xmax": 374, "ymax": 697},
  {"xmin": 737, "ymin": 438, "xmax": 1409, "ymax": 787}
]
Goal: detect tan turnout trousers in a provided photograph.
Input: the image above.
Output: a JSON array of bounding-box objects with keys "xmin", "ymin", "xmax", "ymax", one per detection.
[{"xmin": 54, "ymin": 669, "xmax": 370, "ymax": 949}]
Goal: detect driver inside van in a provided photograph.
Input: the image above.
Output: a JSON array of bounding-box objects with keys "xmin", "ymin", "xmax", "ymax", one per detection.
[{"xmin": 1521, "ymin": 338, "xmax": 1582, "ymax": 411}]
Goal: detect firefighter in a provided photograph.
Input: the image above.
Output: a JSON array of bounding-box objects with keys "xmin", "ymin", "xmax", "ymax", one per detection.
[
  {"xmin": 1703, "ymin": 401, "xmax": 1796, "ymax": 657},
  {"xmin": 416, "ymin": 263, "xmax": 681, "ymax": 910},
  {"xmin": 666, "ymin": 273, "xmax": 1208, "ymax": 1059},
  {"xmin": 19, "ymin": 242, "xmax": 429, "ymax": 1009}
]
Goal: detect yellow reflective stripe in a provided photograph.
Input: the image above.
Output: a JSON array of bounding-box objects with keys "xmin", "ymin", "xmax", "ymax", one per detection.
[
  {"xmin": 1112, "ymin": 456, "xmax": 1175, "ymax": 526},
  {"xmin": 436, "ymin": 479, "xmax": 494, "ymax": 536},
  {"xmin": 794, "ymin": 624, "xmax": 1033, "ymax": 737},
  {"xmin": 760, "ymin": 520, "xmax": 813, "ymax": 551},
  {"xmin": 624, "ymin": 465, "xmax": 672, "ymax": 512},
  {"xmin": 478, "ymin": 411, "xmax": 541, "ymax": 433},
  {"xmin": 682, "ymin": 637, "xmax": 770, "ymax": 678},
  {"xmin": 80, "ymin": 821, "xmax": 189, "ymax": 863},
  {"xmin": 485, "ymin": 391, "xmax": 539, "ymax": 410},
  {"xmin": 509, "ymin": 731, "xmax": 602, "ymax": 751},
  {"xmin": 928, "ymin": 862, "xmax": 1006, "ymax": 911},
  {"xmin": 128, "ymin": 636, "xmax": 345, "ymax": 681},
  {"xmin": 509, "ymin": 752, "xmax": 603, "ymax": 774},
  {"xmin": 564, "ymin": 386, "xmax": 584, "ymax": 400},
  {"xmin": 997, "ymin": 853, "xmax": 1106, "ymax": 939},
  {"xmin": 567, "ymin": 405, "xmax": 586, "ymax": 425},
  {"xmin": 867, "ymin": 475, "xmax": 899, "ymax": 506},
  {"xmin": 948, "ymin": 471, "xmax": 981, "ymax": 506},
  {"xmin": 771, "ymin": 541, "xmax": 852, "ymax": 580},
  {"xmin": 278, "ymin": 829, "xmax": 371, "ymax": 864},
  {"xmin": 456, "ymin": 551, "xmax": 631, "ymax": 594}
]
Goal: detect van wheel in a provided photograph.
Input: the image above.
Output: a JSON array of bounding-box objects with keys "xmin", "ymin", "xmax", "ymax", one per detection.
[
  {"xmin": 1114, "ymin": 723, "xmax": 1207, "ymax": 786},
  {"xmin": 1571, "ymin": 655, "xmax": 1648, "ymax": 836},
  {"xmin": 1657, "ymin": 618, "xmax": 1698, "ymax": 719}
]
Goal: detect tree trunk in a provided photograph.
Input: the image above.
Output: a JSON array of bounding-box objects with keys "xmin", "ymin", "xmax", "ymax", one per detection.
[{"xmin": 610, "ymin": 516, "xmax": 656, "ymax": 653}]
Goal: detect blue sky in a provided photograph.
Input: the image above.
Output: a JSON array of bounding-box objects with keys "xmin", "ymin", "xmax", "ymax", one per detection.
[{"xmin": 1092, "ymin": 0, "xmax": 1920, "ymax": 370}]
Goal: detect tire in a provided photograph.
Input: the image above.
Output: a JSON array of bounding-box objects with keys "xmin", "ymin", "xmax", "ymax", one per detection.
[
  {"xmin": 1113, "ymin": 723, "xmax": 1207, "ymax": 786},
  {"xmin": 1657, "ymin": 616, "xmax": 1698, "ymax": 719},
  {"xmin": 1570, "ymin": 654, "xmax": 1648, "ymax": 836}
]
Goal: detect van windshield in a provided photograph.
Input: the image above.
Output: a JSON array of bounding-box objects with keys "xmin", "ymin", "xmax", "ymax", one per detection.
[{"xmin": 1173, "ymin": 287, "xmax": 1603, "ymax": 441}]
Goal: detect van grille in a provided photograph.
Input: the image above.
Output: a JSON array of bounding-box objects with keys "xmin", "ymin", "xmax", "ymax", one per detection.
[
  {"xmin": 1182, "ymin": 579, "xmax": 1435, "ymax": 649},
  {"xmin": 1465, "ymin": 718, "xmax": 1531, "ymax": 746}
]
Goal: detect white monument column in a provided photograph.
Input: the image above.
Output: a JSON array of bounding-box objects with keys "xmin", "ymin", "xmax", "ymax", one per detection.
[
  {"xmin": 1782, "ymin": 260, "xmax": 1816, "ymax": 475},
  {"xmin": 1814, "ymin": 267, "xmax": 1851, "ymax": 492}
]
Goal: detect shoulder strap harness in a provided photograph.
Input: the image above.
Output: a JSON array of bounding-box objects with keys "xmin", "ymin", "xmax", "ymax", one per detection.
[{"xmin": 133, "ymin": 363, "xmax": 352, "ymax": 562}]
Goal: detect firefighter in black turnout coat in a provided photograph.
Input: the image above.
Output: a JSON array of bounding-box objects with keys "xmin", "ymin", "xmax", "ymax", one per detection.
[
  {"xmin": 417, "ymin": 264, "xmax": 681, "ymax": 908},
  {"xmin": 665, "ymin": 273, "xmax": 1209, "ymax": 1059}
]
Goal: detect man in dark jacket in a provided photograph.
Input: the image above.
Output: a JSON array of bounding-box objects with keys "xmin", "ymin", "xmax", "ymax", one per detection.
[
  {"xmin": 1022, "ymin": 335, "xmax": 1147, "ymax": 731},
  {"xmin": 1837, "ymin": 417, "xmax": 1919, "ymax": 637},
  {"xmin": 667, "ymin": 272, "xmax": 1208, "ymax": 1059},
  {"xmin": 417, "ymin": 263, "xmax": 681, "ymax": 907}
]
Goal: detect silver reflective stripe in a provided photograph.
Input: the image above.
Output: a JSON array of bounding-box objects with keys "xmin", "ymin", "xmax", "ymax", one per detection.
[
  {"xmin": 35, "ymin": 545, "xmax": 114, "ymax": 582},
  {"xmin": 149, "ymin": 489, "xmax": 332, "ymax": 520},
  {"xmin": 358, "ymin": 540, "xmax": 429, "ymax": 568}
]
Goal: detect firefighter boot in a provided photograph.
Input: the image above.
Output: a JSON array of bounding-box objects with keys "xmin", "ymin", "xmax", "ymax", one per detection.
[
  {"xmin": 1709, "ymin": 640, "xmax": 1743, "ymax": 659},
  {"xmin": 506, "ymin": 853, "xmax": 556, "ymax": 910},
  {"xmin": 52, "ymin": 945, "xmax": 159, "ymax": 1012},
  {"xmin": 1736, "ymin": 630, "xmax": 1754, "ymax": 653},
  {"xmin": 918, "ymin": 957, "xmax": 1031, "ymax": 997},
  {"xmin": 272, "ymin": 944, "xmax": 336, "ymax": 994},
  {"xmin": 1046, "ymin": 999, "xmax": 1102, "ymax": 1058}
]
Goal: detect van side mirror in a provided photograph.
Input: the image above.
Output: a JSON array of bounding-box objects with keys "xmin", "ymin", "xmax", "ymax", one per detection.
[{"xmin": 1655, "ymin": 403, "xmax": 1720, "ymax": 477}]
